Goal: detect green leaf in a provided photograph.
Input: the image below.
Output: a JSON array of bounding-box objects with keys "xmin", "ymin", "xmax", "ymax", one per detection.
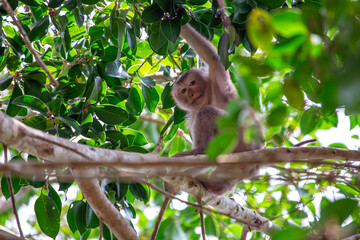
[
  {"xmin": 126, "ymin": 87, "xmax": 143, "ymax": 115},
  {"xmin": 123, "ymin": 201, "xmax": 136, "ymax": 219},
  {"xmin": 28, "ymin": 15, "xmax": 50, "ymax": 41},
  {"xmin": 94, "ymin": 104, "xmax": 128, "ymax": 125},
  {"xmin": 205, "ymin": 216, "xmax": 219, "ymax": 237},
  {"xmin": 0, "ymin": 73, "xmax": 13, "ymax": 90},
  {"xmin": 0, "ymin": 0, "xmax": 18, "ymax": 14},
  {"xmin": 82, "ymin": 0, "xmax": 100, "ymax": 4},
  {"xmin": 187, "ymin": 0, "xmax": 207, "ymax": 5},
  {"xmin": 139, "ymin": 77, "xmax": 156, "ymax": 89},
  {"xmin": 74, "ymin": 5, "xmax": 85, "ymax": 28},
  {"xmin": 122, "ymin": 128, "xmax": 148, "ymax": 146},
  {"xmin": 243, "ymin": 34, "xmax": 257, "ymax": 55},
  {"xmin": 67, "ymin": 201, "xmax": 78, "ymax": 234},
  {"xmin": 89, "ymin": 25, "xmax": 105, "ymax": 40},
  {"xmin": 75, "ymin": 200, "xmax": 87, "ymax": 235},
  {"xmin": 105, "ymin": 62, "xmax": 130, "ymax": 78},
  {"xmin": 149, "ymin": 26, "xmax": 168, "ymax": 54},
  {"xmin": 206, "ymin": 131, "xmax": 238, "ymax": 160},
  {"xmin": 129, "ymin": 183, "xmax": 150, "ymax": 203},
  {"xmin": 111, "ymin": 18, "xmax": 125, "ymax": 60},
  {"xmin": 266, "ymin": 105, "xmax": 288, "ymax": 126},
  {"xmin": 111, "ymin": 86, "xmax": 130, "ymax": 100},
  {"xmin": 161, "ymin": 83, "xmax": 175, "ymax": 109},
  {"xmin": 86, "ymin": 77, "xmax": 103, "ymax": 103},
  {"xmin": 154, "ymin": 0, "xmax": 173, "ymax": 13},
  {"xmin": 59, "ymin": 82, "xmax": 86, "ymax": 99},
  {"xmin": 106, "ymin": 130, "xmax": 129, "ymax": 147},
  {"xmin": 6, "ymin": 83, "xmax": 24, "ymax": 117},
  {"xmin": 263, "ymin": 0, "xmax": 286, "ymax": 9},
  {"xmin": 142, "ymin": 3, "xmax": 163, "ymax": 24},
  {"xmin": 300, "ymin": 110, "xmax": 319, "ymax": 135},
  {"xmin": 264, "ymin": 82, "xmax": 283, "ymax": 102},
  {"xmin": 283, "ymin": 77, "xmax": 305, "ymax": 109},
  {"xmin": 232, "ymin": 0, "xmax": 252, "ymax": 13},
  {"xmin": 47, "ymin": 184, "xmax": 62, "ymax": 216},
  {"xmin": 174, "ymin": 106, "xmax": 186, "ymax": 124},
  {"xmin": 126, "ymin": 23, "xmax": 137, "ymax": 52},
  {"xmin": 157, "ymin": 217, "xmax": 187, "ymax": 239},
  {"xmin": 48, "ymin": 0, "xmax": 64, "ymax": 8},
  {"xmin": 6, "ymin": 55, "xmax": 21, "ymax": 72},
  {"xmin": 123, "ymin": 145, "xmax": 149, "ymax": 153},
  {"xmin": 102, "ymin": 46, "xmax": 118, "ymax": 62},
  {"xmin": 247, "ymin": 9, "xmax": 273, "ymax": 50},
  {"xmin": 35, "ymin": 194, "xmax": 60, "ymax": 239},
  {"xmin": 86, "ymin": 202, "xmax": 99, "ymax": 228},
  {"xmin": 12, "ymin": 95, "xmax": 48, "ymax": 115},
  {"xmin": 218, "ymin": 32, "xmax": 231, "ymax": 69},
  {"xmin": 160, "ymin": 115, "xmax": 174, "ymax": 135},
  {"xmin": 57, "ymin": 169, "xmax": 74, "ymax": 192},
  {"xmin": 320, "ymin": 198, "xmax": 358, "ymax": 225},
  {"xmin": 22, "ymin": 116, "xmax": 51, "ymax": 130},
  {"xmin": 271, "ymin": 9, "xmax": 308, "ymax": 38},
  {"xmin": 142, "ymin": 84, "xmax": 159, "ymax": 113},
  {"xmin": 160, "ymin": 18, "xmax": 181, "ymax": 43},
  {"xmin": 24, "ymin": 79, "xmax": 52, "ymax": 103},
  {"xmin": 1, "ymin": 173, "xmax": 25, "ymax": 199},
  {"xmin": 272, "ymin": 227, "xmax": 306, "ymax": 240}
]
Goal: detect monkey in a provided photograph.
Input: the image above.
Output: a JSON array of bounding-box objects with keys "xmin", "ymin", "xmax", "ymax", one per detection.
[
  {"xmin": 171, "ymin": 24, "xmax": 264, "ymax": 194},
  {"xmin": 151, "ymin": 23, "xmax": 263, "ymax": 240}
]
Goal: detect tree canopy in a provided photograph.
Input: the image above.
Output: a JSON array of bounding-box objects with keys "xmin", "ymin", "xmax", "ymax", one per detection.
[{"xmin": 0, "ymin": 0, "xmax": 360, "ymax": 239}]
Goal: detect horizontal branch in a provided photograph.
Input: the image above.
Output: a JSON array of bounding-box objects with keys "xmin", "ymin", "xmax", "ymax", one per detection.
[{"xmin": 1, "ymin": 111, "xmax": 359, "ymax": 237}]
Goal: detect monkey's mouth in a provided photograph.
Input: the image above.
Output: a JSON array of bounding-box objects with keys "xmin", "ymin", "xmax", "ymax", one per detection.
[{"xmin": 191, "ymin": 94, "xmax": 203, "ymax": 105}]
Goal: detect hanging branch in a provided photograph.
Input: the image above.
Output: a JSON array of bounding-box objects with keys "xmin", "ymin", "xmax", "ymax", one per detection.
[{"xmin": 3, "ymin": 145, "xmax": 24, "ymax": 239}]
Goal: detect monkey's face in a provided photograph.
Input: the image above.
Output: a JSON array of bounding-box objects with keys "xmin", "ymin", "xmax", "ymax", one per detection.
[{"xmin": 173, "ymin": 75, "xmax": 209, "ymax": 111}]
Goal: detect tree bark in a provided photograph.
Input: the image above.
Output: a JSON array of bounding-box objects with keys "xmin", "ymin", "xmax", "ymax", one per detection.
[{"xmin": 1, "ymin": 111, "xmax": 359, "ymax": 237}]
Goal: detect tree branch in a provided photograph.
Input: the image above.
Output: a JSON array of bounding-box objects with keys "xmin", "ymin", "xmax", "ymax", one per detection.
[{"xmin": 1, "ymin": 111, "xmax": 360, "ymax": 237}]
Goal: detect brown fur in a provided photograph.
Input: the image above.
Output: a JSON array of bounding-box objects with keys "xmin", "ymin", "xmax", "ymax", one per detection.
[{"xmin": 171, "ymin": 24, "xmax": 263, "ymax": 195}]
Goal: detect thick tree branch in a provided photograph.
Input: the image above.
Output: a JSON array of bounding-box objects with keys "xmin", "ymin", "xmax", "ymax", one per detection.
[{"xmin": 1, "ymin": 112, "xmax": 359, "ymax": 237}]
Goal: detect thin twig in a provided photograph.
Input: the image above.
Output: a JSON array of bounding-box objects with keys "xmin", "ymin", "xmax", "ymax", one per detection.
[
  {"xmin": 134, "ymin": 53, "xmax": 155, "ymax": 76},
  {"xmin": 3, "ymin": 145, "xmax": 24, "ymax": 239},
  {"xmin": 153, "ymin": 135, "xmax": 164, "ymax": 154},
  {"xmin": 99, "ymin": 219, "xmax": 103, "ymax": 240},
  {"xmin": 216, "ymin": 0, "xmax": 232, "ymax": 29},
  {"xmin": 198, "ymin": 199, "xmax": 206, "ymax": 240},
  {"xmin": 1, "ymin": 0, "xmax": 59, "ymax": 86},
  {"xmin": 139, "ymin": 115, "xmax": 165, "ymax": 125},
  {"xmin": 169, "ymin": 55, "xmax": 181, "ymax": 71}
]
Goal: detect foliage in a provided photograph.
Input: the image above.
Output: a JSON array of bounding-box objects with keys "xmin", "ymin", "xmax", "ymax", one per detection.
[{"xmin": 0, "ymin": 0, "xmax": 360, "ymax": 239}]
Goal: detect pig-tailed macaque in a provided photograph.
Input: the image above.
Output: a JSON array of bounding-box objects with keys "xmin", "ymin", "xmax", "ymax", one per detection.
[
  {"xmin": 151, "ymin": 24, "xmax": 263, "ymax": 240},
  {"xmin": 172, "ymin": 24, "xmax": 263, "ymax": 194}
]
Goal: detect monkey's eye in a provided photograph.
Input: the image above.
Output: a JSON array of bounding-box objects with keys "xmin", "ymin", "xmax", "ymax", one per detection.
[
  {"xmin": 181, "ymin": 88, "xmax": 186, "ymax": 94},
  {"xmin": 190, "ymin": 80, "xmax": 196, "ymax": 86}
]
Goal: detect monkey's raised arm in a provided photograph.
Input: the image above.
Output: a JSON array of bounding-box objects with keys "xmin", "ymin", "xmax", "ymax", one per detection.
[
  {"xmin": 180, "ymin": 24, "xmax": 219, "ymax": 67},
  {"xmin": 180, "ymin": 24, "xmax": 237, "ymax": 102}
]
